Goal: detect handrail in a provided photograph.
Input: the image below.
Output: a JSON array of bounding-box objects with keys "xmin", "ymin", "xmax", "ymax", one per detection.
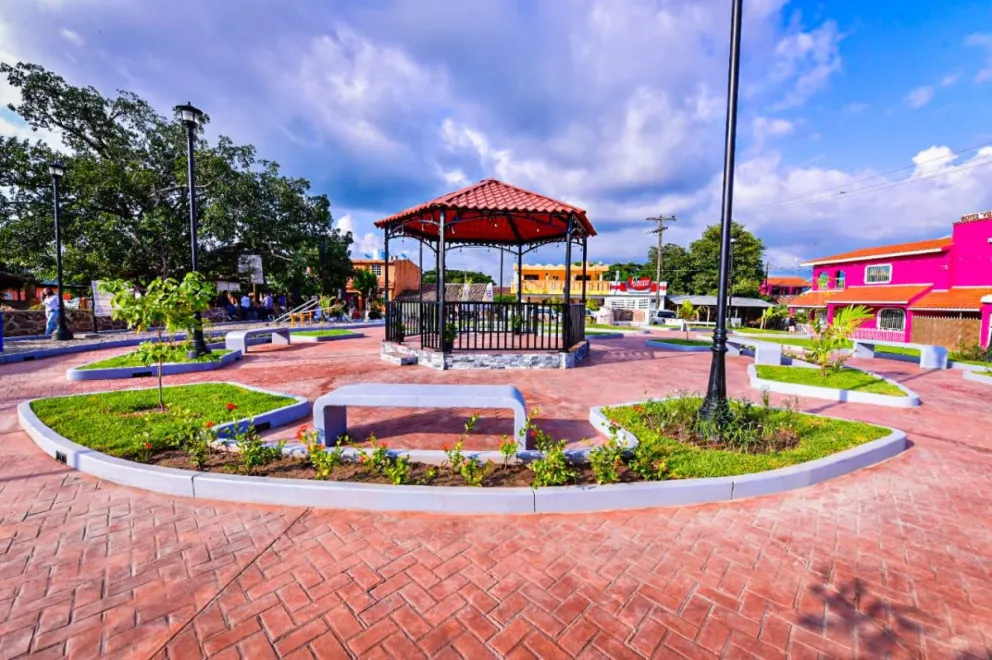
[{"xmin": 272, "ymin": 298, "xmax": 320, "ymax": 325}]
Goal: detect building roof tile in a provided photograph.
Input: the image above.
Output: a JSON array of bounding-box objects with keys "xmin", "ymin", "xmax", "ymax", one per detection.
[
  {"xmin": 802, "ymin": 237, "xmax": 952, "ymax": 267},
  {"xmin": 827, "ymin": 284, "xmax": 931, "ymax": 305},
  {"xmin": 766, "ymin": 276, "xmax": 809, "ymax": 287},
  {"xmin": 788, "ymin": 290, "xmax": 837, "ymax": 308},
  {"xmin": 909, "ymin": 287, "xmax": 992, "ymax": 311}
]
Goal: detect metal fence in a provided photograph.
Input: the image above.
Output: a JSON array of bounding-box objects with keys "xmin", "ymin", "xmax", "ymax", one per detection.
[{"xmin": 386, "ymin": 301, "xmax": 586, "ymax": 352}]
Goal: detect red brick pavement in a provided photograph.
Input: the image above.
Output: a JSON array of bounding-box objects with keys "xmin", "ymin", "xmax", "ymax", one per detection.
[{"xmin": 1, "ymin": 330, "xmax": 990, "ymax": 658}]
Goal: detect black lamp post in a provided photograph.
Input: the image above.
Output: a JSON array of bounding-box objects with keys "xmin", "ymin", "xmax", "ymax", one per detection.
[
  {"xmin": 727, "ymin": 237, "xmax": 737, "ymax": 319},
  {"xmin": 700, "ymin": 0, "xmax": 743, "ymax": 422},
  {"xmin": 175, "ymin": 102, "xmax": 210, "ymax": 357},
  {"xmin": 49, "ymin": 161, "xmax": 73, "ymax": 341}
]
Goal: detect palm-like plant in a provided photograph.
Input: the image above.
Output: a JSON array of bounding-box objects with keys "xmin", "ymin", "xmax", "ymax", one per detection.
[
  {"xmin": 807, "ymin": 305, "xmax": 872, "ymax": 376},
  {"xmin": 676, "ymin": 300, "xmax": 698, "ymax": 339}
]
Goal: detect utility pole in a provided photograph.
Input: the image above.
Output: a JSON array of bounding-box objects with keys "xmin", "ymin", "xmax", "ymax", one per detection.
[{"xmin": 646, "ymin": 214, "xmax": 677, "ymax": 313}]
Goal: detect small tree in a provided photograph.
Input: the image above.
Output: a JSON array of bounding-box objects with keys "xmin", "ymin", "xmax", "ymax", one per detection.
[
  {"xmin": 101, "ymin": 273, "xmax": 216, "ymax": 409},
  {"xmin": 806, "ymin": 305, "xmax": 872, "ymax": 376},
  {"xmin": 351, "ymin": 269, "xmax": 380, "ymax": 319},
  {"xmin": 676, "ymin": 300, "xmax": 698, "ymax": 339}
]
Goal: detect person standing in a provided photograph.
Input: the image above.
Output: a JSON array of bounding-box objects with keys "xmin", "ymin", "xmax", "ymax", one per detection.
[
  {"xmin": 42, "ymin": 288, "xmax": 60, "ymax": 335},
  {"xmin": 262, "ymin": 292, "xmax": 274, "ymax": 321},
  {"xmin": 240, "ymin": 292, "xmax": 251, "ymax": 321}
]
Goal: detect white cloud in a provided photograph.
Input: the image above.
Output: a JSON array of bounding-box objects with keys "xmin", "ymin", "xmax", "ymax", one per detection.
[
  {"xmin": 843, "ymin": 102, "xmax": 869, "ymax": 115},
  {"xmin": 905, "ymin": 85, "xmax": 935, "ymax": 108},
  {"xmin": 335, "ymin": 213, "xmax": 382, "ymax": 257},
  {"xmin": 58, "ymin": 28, "xmax": 85, "ymax": 47},
  {"xmin": 771, "ymin": 21, "xmax": 843, "ymax": 109},
  {"xmin": 966, "ymin": 33, "xmax": 992, "ymax": 82},
  {"xmin": 940, "ymin": 73, "xmax": 958, "ymax": 87}
]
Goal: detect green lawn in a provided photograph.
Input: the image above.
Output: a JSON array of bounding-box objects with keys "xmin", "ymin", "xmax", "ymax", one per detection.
[
  {"xmin": 290, "ymin": 329, "xmax": 357, "ymax": 337},
  {"xmin": 652, "ymin": 338, "xmax": 711, "ymax": 346},
  {"xmin": 734, "ymin": 328, "xmax": 792, "ymax": 335},
  {"xmin": 586, "ymin": 323, "xmax": 635, "ymax": 331},
  {"xmin": 78, "ymin": 349, "xmax": 233, "ymax": 370},
  {"xmin": 873, "ymin": 345, "xmax": 921, "ymax": 358},
  {"xmin": 755, "ymin": 365, "xmax": 906, "ymax": 396},
  {"xmin": 605, "ymin": 398, "xmax": 890, "ymax": 479},
  {"xmin": 30, "ymin": 383, "xmax": 294, "ymax": 459},
  {"xmin": 749, "ymin": 337, "xmax": 853, "ymax": 349}
]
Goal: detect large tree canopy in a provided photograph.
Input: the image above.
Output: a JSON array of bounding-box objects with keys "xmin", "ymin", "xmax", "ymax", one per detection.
[
  {"xmin": 0, "ymin": 62, "xmax": 352, "ymax": 292},
  {"xmin": 421, "ymin": 269, "xmax": 494, "ymax": 285},
  {"xmin": 687, "ymin": 221, "xmax": 765, "ymax": 297}
]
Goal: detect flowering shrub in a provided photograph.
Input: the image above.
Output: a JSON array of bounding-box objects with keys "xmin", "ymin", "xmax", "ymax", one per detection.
[
  {"xmin": 498, "ymin": 435, "xmax": 516, "ymax": 468},
  {"xmin": 298, "ymin": 426, "xmax": 342, "ymax": 480}
]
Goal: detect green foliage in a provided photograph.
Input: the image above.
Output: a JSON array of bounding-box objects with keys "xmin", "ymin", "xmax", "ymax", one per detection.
[
  {"xmin": 422, "ymin": 269, "xmax": 493, "ymax": 285},
  {"xmin": 498, "ymin": 434, "xmax": 517, "ymax": 467},
  {"xmin": 676, "ymin": 300, "xmax": 698, "ymax": 339},
  {"xmin": 494, "ymin": 293, "xmax": 517, "ymax": 303},
  {"xmin": 588, "ymin": 433, "xmax": 624, "ymax": 484},
  {"xmin": 79, "ymin": 348, "xmax": 231, "ymax": 370},
  {"xmin": 952, "ymin": 341, "xmax": 992, "ymax": 365},
  {"xmin": 351, "ymin": 268, "xmax": 379, "ymax": 305},
  {"xmin": 298, "ymin": 426, "xmax": 343, "ymax": 480},
  {"xmin": 0, "ymin": 62, "xmax": 352, "ymax": 287},
  {"xmin": 688, "ymin": 222, "xmax": 765, "ymax": 295},
  {"xmin": 383, "ymin": 455, "xmax": 412, "ymax": 485},
  {"xmin": 526, "ymin": 416, "xmax": 576, "ymax": 488},
  {"xmin": 459, "ymin": 458, "xmax": 492, "ymax": 487},
  {"xmin": 806, "ymin": 305, "xmax": 873, "ymax": 375},
  {"xmin": 233, "ymin": 423, "xmax": 284, "ymax": 475},
  {"xmin": 443, "ymin": 322, "xmax": 457, "ymax": 347},
  {"xmin": 444, "ymin": 440, "xmax": 466, "ymax": 474},
  {"xmin": 645, "ymin": 244, "xmax": 692, "ymax": 294},
  {"xmin": 101, "ymin": 273, "xmax": 217, "ymax": 408},
  {"xmin": 361, "ymin": 437, "xmax": 391, "ymax": 474}
]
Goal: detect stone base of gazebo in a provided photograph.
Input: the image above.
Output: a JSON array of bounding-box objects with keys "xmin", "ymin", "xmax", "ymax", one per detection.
[{"xmin": 381, "ymin": 341, "xmax": 590, "ymax": 370}]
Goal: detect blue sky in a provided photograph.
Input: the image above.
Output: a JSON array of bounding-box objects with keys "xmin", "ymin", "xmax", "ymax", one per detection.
[{"xmin": 2, "ymin": 0, "xmax": 991, "ymax": 279}]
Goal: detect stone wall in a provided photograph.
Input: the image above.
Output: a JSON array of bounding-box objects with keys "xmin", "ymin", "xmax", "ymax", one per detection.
[
  {"xmin": 381, "ymin": 340, "xmax": 590, "ymax": 370},
  {"xmin": 1, "ymin": 310, "xmax": 127, "ymax": 337}
]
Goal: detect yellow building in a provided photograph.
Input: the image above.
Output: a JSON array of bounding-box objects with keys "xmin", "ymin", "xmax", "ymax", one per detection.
[{"xmin": 511, "ymin": 262, "xmax": 612, "ymax": 301}]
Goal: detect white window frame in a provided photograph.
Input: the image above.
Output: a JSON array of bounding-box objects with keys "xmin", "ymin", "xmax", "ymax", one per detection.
[
  {"xmin": 864, "ymin": 263, "xmax": 892, "ymax": 284},
  {"xmin": 370, "ymin": 264, "xmax": 383, "ymax": 276},
  {"xmin": 877, "ymin": 308, "xmax": 906, "ymax": 332}
]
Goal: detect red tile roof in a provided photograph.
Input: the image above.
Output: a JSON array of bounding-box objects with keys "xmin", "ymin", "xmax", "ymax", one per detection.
[
  {"xmin": 788, "ymin": 290, "xmax": 836, "ymax": 308},
  {"xmin": 827, "ymin": 284, "xmax": 931, "ymax": 305},
  {"xmin": 375, "ymin": 179, "xmax": 595, "ymax": 244},
  {"xmin": 910, "ymin": 287, "xmax": 992, "ymax": 311},
  {"xmin": 766, "ymin": 276, "xmax": 809, "ymax": 287},
  {"xmin": 802, "ymin": 237, "xmax": 952, "ymax": 266}
]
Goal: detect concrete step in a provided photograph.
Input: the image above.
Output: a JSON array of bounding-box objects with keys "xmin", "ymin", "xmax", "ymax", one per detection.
[{"xmin": 381, "ymin": 352, "xmax": 417, "ymax": 366}]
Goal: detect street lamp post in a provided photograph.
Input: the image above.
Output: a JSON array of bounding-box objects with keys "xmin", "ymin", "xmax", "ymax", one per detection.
[
  {"xmin": 700, "ymin": 0, "xmax": 744, "ymax": 422},
  {"xmin": 727, "ymin": 237, "xmax": 737, "ymax": 323},
  {"xmin": 49, "ymin": 162, "xmax": 73, "ymax": 341},
  {"xmin": 175, "ymin": 102, "xmax": 210, "ymax": 357}
]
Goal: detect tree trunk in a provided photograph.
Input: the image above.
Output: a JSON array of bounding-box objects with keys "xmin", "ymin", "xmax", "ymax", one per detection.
[{"xmin": 157, "ymin": 364, "xmax": 165, "ymax": 410}]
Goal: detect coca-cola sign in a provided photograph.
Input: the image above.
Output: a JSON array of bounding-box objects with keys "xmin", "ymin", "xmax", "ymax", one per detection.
[{"xmin": 627, "ymin": 277, "xmax": 652, "ymax": 291}]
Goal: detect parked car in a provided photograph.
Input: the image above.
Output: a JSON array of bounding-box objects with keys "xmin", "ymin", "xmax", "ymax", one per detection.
[{"xmin": 651, "ymin": 309, "xmax": 678, "ymax": 325}]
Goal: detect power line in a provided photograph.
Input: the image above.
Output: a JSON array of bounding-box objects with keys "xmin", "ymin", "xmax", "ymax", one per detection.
[
  {"xmin": 752, "ymin": 140, "xmax": 992, "ymax": 212},
  {"xmin": 755, "ymin": 155, "xmax": 992, "ymax": 214}
]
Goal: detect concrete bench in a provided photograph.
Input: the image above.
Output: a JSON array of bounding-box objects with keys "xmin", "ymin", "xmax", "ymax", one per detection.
[
  {"xmin": 851, "ymin": 339, "xmax": 947, "ymax": 369},
  {"xmin": 224, "ymin": 327, "xmax": 291, "ymax": 354},
  {"xmin": 313, "ymin": 384, "xmax": 528, "ymax": 450},
  {"xmin": 726, "ymin": 338, "xmax": 781, "ymax": 365}
]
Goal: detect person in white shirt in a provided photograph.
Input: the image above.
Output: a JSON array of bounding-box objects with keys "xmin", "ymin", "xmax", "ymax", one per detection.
[
  {"xmin": 42, "ymin": 288, "xmax": 60, "ymax": 335},
  {"xmin": 240, "ymin": 294, "xmax": 250, "ymax": 320},
  {"xmin": 262, "ymin": 293, "xmax": 273, "ymax": 320}
]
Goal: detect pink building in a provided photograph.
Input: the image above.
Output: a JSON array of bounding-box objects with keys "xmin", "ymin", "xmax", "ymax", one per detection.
[
  {"xmin": 790, "ymin": 210, "xmax": 992, "ymax": 348},
  {"xmin": 759, "ymin": 276, "xmax": 809, "ymax": 302}
]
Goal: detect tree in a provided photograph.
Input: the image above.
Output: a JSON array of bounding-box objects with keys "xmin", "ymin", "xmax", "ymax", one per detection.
[
  {"xmin": 606, "ymin": 262, "xmax": 650, "ymax": 282},
  {"xmin": 687, "ymin": 221, "xmax": 764, "ymax": 296},
  {"xmin": 421, "ymin": 269, "xmax": 493, "ymax": 285},
  {"xmin": 676, "ymin": 300, "xmax": 698, "ymax": 339},
  {"xmin": 0, "ymin": 62, "xmax": 352, "ymax": 287},
  {"xmin": 101, "ymin": 273, "xmax": 215, "ymax": 409},
  {"xmin": 351, "ymin": 269, "xmax": 380, "ymax": 318},
  {"xmin": 806, "ymin": 305, "xmax": 872, "ymax": 376},
  {"xmin": 645, "ymin": 244, "xmax": 692, "ymax": 294}
]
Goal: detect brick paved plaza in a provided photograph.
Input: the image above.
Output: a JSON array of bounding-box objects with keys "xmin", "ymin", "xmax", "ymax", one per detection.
[{"xmin": 1, "ymin": 329, "xmax": 990, "ymax": 658}]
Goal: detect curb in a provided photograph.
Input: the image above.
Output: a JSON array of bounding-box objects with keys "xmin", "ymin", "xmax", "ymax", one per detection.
[
  {"xmin": 949, "ymin": 360, "xmax": 991, "ymax": 373},
  {"xmin": 66, "ymin": 349, "xmax": 242, "ymax": 381},
  {"xmin": 19, "ymin": 393, "xmax": 907, "ymax": 514},
  {"xmin": 289, "ymin": 331, "xmax": 364, "ymax": 343},
  {"xmin": 645, "ymin": 339, "xmax": 711, "ymax": 352},
  {"xmin": 585, "ymin": 332, "xmax": 625, "ymax": 340},
  {"xmin": 747, "ymin": 364, "xmax": 921, "ymax": 408},
  {"xmin": 18, "ymin": 381, "xmax": 310, "ymax": 498},
  {"xmin": 963, "ymin": 370, "xmax": 992, "ymax": 386}
]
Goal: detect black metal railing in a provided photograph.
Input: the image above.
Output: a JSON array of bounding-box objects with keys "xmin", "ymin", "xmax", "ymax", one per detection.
[{"xmin": 386, "ymin": 301, "xmax": 586, "ymax": 352}]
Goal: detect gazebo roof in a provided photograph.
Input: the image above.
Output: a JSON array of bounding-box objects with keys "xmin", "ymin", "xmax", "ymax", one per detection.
[{"xmin": 375, "ymin": 179, "xmax": 595, "ymax": 245}]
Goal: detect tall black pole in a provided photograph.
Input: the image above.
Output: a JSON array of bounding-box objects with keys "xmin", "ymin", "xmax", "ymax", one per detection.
[
  {"xmin": 437, "ymin": 211, "xmax": 446, "ymax": 350},
  {"xmin": 499, "ymin": 250, "xmax": 504, "ymax": 297},
  {"xmin": 181, "ymin": 110, "xmax": 210, "ymax": 356},
  {"xmin": 700, "ymin": 0, "xmax": 743, "ymax": 422},
  {"xmin": 581, "ymin": 237, "xmax": 588, "ymax": 302},
  {"xmin": 51, "ymin": 166, "xmax": 73, "ymax": 341},
  {"xmin": 727, "ymin": 238, "xmax": 736, "ymax": 319},
  {"xmin": 563, "ymin": 217, "xmax": 573, "ymax": 351},
  {"xmin": 516, "ymin": 247, "xmax": 523, "ymax": 304}
]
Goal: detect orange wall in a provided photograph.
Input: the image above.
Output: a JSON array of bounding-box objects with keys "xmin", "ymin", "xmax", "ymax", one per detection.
[{"xmin": 348, "ymin": 259, "xmax": 421, "ymax": 299}]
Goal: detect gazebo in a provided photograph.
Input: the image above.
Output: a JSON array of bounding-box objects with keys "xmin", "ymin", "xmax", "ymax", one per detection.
[{"xmin": 375, "ymin": 179, "xmax": 597, "ymax": 368}]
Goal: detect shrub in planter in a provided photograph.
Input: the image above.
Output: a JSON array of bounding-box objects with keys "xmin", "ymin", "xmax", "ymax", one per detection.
[{"xmin": 442, "ymin": 322, "xmax": 457, "ymax": 351}]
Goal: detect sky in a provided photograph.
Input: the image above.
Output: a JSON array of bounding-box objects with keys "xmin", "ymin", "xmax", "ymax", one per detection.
[{"xmin": 2, "ymin": 0, "xmax": 992, "ymax": 280}]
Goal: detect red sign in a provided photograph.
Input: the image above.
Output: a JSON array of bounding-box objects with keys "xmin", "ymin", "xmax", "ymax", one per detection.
[
  {"xmin": 608, "ymin": 279, "xmax": 668, "ymax": 295},
  {"xmin": 627, "ymin": 277, "xmax": 652, "ymax": 291}
]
